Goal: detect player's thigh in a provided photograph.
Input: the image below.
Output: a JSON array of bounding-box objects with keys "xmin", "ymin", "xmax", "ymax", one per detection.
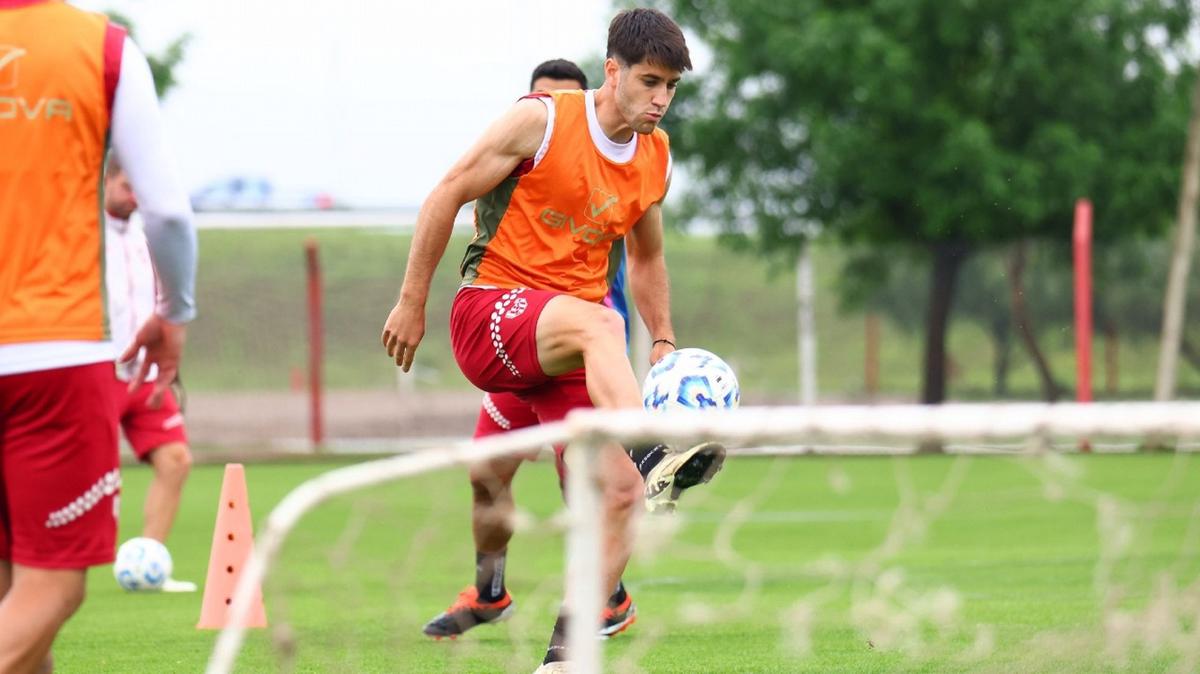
[
  {"xmin": 535, "ymin": 295, "xmax": 625, "ymax": 377},
  {"xmin": 450, "ymin": 287, "xmax": 559, "ymax": 391},
  {"xmin": 148, "ymin": 442, "xmax": 192, "ymax": 479},
  {"xmin": 123, "ymin": 382, "xmax": 188, "ymax": 463},
  {"xmin": 0, "ymin": 363, "xmax": 120, "ymax": 569}
]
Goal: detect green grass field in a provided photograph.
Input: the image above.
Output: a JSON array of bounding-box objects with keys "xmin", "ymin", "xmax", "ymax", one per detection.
[{"xmin": 57, "ymin": 452, "xmax": 1200, "ymax": 672}]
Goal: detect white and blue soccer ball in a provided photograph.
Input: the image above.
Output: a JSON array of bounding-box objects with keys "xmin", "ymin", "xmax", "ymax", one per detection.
[
  {"xmin": 114, "ymin": 537, "xmax": 172, "ymax": 591},
  {"xmin": 642, "ymin": 347, "xmax": 740, "ymax": 412}
]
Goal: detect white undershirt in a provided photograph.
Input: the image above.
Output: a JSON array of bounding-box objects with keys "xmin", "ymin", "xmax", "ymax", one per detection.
[
  {"xmin": 585, "ymin": 90, "xmax": 637, "ymax": 163},
  {"xmin": 0, "ymin": 37, "xmax": 194, "ymax": 377}
]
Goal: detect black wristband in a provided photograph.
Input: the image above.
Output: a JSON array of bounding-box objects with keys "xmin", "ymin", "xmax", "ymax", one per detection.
[{"xmin": 652, "ymin": 338, "xmax": 676, "ymax": 349}]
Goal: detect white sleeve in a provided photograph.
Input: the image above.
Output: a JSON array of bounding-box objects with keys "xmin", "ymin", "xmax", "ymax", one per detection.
[{"xmin": 110, "ymin": 36, "xmax": 198, "ymax": 324}]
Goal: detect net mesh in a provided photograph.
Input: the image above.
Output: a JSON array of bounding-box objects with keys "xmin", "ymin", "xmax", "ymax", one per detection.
[{"xmin": 207, "ymin": 403, "xmax": 1200, "ymax": 674}]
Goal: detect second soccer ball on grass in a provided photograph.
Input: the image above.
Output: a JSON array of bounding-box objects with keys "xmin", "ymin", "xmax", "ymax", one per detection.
[{"xmin": 113, "ymin": 537, "xmax": 173, "ymax": 591}]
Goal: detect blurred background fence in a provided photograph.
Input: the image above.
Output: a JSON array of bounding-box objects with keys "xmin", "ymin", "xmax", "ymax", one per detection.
[{"xmin": 181, "ymin": 218, "xmax": 1200, "ymax": 450}]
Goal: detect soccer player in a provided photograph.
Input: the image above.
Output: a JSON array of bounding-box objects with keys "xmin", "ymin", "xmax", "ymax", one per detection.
[
  {"xmin": 382, "ymin": 9, "xmax": 708, "ymax": 668},
  {"xmin": 421, "ymin": 57, "xmax": 725, "ymax": 644},
  {"xmin": 0, "ymin": 2, "xmax": 197, "ymax": 671},
  {"xmin": 104, "ymin": 159, "xmax": 197, "ymax": 593}
]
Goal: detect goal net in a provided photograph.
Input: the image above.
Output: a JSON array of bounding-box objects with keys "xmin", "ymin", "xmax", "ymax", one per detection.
[{"xmin": 206, "ymin": 402, "xmax": 1200, "ymax": 674}]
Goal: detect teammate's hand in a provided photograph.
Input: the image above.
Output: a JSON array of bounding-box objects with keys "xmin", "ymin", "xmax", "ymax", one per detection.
[
  {"xmin": 382, "ymin": 299, "xmax": 426, "ymax": 372},
  {"xmin": 122, "ymin": 314, "xmax": 186, "ymax": 409},
  {"xmin": 649, "ymin": 339, "xmax": 676, "ymax": 366}
]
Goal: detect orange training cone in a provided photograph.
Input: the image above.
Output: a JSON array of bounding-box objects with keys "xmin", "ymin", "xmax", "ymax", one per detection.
[{"xmin": 197, "ymin": 463, "xmax": 268, "ymax": 629}]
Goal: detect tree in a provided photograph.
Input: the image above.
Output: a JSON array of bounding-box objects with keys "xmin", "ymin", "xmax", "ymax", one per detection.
[
  {"xmin": 105, "ymin": 11, "xmax": 191, "ymax": 99},
  {"xmin": 658, "ymin": 0, "xmax": 1194, "ymax": 402}
]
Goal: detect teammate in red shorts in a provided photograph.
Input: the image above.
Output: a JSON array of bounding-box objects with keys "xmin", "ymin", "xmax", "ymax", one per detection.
[
  {"xmin": 0, "ymin": 2, "xmax": 197, "ymax": 670},
  {"xmin": 421, "ymin": 58, "xmax": 725, "ymax": 645},
  {"xmin": 105, "ymin": 160, "xmax": 197, "ymax": 593},
  {"xmin": 382, "ymin": 10, "xmax": 715, "ymax": 669}
]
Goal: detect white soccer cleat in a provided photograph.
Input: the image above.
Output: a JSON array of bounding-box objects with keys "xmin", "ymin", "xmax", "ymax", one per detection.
[
  {"xmin": 532, "ymin": 662, "xmax": 574, "ymax": 674},
  {"xmin": 643, "ymin": 441, "xmax": 727, "ymax": 513},
  {"xmin": 161, "ymin": 578, "xmax": 198, "ymax": 593}
]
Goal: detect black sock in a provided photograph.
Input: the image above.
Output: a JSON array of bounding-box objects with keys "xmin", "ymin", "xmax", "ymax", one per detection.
[
  {"xmin": 542, "ymin": 610, "xmax": 569, "ymax": 664},
  {"xmin": 475, "ymin": 550, "xmax": 507, "ymax": 602},
  {"xmin": 627, "ymin": 443, "xmax": 668, "ymax": 479},
  {"xmin": 607, "ymin": 580, "xmax": 628, "ymax": 608}
]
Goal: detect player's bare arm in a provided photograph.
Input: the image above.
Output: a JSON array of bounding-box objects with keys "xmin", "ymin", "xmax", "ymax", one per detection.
[
  {"xmin": 382, "ymin": 98, "xmax": 549, "ymax": 371},
  {"xmin": 626, "ymin": 200, "xmax": 676, "ymax": 365}
]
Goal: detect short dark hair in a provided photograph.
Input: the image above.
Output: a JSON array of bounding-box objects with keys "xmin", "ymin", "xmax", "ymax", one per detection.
[
  {"xmin": 606, "ymin": 8, "xmax": 691, "ymax": 72},
  {"xmin": 529, "ymin": 58, "xmax": 588, "ymax": 90}
]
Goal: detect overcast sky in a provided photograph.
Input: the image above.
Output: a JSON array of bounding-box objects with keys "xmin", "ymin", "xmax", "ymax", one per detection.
[{"xmin": 74, "ymin": 0, "xmax": 629, "ymax": 207}]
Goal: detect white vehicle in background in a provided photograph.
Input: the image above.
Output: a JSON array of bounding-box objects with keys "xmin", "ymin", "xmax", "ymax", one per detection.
[{"xmin": 190, "ymin": 175, "xmax": 336, "ymax": 212}]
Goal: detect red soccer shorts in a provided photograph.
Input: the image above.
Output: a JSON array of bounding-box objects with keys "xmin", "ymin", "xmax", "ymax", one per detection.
[
  {"xmin": 115, "ymin": 379, "xmax": 188, "ymax": 461},
  {"xmin": 451, "ymin": 286, "xmax": 559, "ymax": 393},
  {"xmin": 0, "ymin": 362, "xmax": 121, "ymax": 569},
  {"xmin": 475, "ymin": 392, "xmax": 540, "ymax": 438},
  {"xmin": 453, "ymin": 287, "xmax": 596, "ymax": 483}
]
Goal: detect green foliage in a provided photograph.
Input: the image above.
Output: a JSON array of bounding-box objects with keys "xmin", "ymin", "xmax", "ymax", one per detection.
[
  {"xmin": 656, "ymin": 0, "xmax": 1195, "ymax": 400},
  {"xmin": 660, "ymin": 0, "xmax": 1194, "ymax": 257},
  {"xmin": 104, "ymin": 10, "xmax": 191, "ymax": 99}
]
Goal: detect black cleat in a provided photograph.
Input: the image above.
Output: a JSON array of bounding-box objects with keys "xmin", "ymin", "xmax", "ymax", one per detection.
[
  {"xmin": 643, "ymin": 442, "xmax": 727, "ymax": 513},
  {"xmin": 599, "ymin": 593, "xmax": 637, "ymax": 638}
]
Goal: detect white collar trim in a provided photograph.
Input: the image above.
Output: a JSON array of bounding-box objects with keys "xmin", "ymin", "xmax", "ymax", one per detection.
[{"xmin": 585, "ymin": 90, "xmax": 636, "ymax": 163}]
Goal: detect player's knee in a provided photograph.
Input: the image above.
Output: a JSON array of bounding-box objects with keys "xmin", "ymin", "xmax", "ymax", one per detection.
[
  {"xmin": 571, "ymin": 304, "xmax": 628, "ymax": 357},
  {"xmin": 469, "ymin": 460, "xmax": 517, "ymax": 503},
  {"xmin": 59, "ymin": 581, "xmax": 86, "ymax": 619},
  {"xmin": 582, "ymin": 306, "xmax": 625, "ymax": 350},
  {"xmin": 470, "ymin": 477, "xmax": 502, "ymax": 505},
  {"xmin": 605, "ymin": 479, "xmax": 643, "ymax": 515},
  {"xmin": 152, "ymin": 443, "xmax": 192, "ymax": 481},
  {"xmin": 45, "ymin": 577, "xmax": 85, "ymax": 623},
  {"xmin": 602, "ymin": 461, "xmax": 644, "ymax": 514}
]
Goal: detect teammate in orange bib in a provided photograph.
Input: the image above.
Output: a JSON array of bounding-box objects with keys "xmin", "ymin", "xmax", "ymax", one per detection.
[
  {"xmin": 382, "ymin": 9, "xmax": 710, "ymax": 670},
  {"xmin": 0, "ymin": 1, "xmax": 196, "ymax": 669}
]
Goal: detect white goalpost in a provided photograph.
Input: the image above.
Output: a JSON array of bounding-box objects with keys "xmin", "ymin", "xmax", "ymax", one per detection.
[{"xmin": 205, "ymin": 402, "xmax": 1200, "ymax": 674}]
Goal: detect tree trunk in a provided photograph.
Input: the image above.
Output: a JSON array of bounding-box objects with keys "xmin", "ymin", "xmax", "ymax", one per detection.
[
  {"xmin": 1008, "ymin": 241, "xmax": 1063, "ymax": 401},
  {"xmin": 1103, "ymin": 320, "xmax": 1119, "ymax": 396},
  {"xmin": 991, "ymin": 315, "xmax": 1012, "ymax": 397},
  {"xmin": 921, "ymin": 242, "xmax": 970, "ymax": 404},
  {"xmin": 1155, "ymin": 68, "xmax": 1200, "ymax": 400},
  {"xmin": 865, "ymin": 312, "xmax": 880, "ymax": 398}
]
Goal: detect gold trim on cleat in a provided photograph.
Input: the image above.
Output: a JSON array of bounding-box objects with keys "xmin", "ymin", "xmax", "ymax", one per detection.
[{"xmin": 643, "ymin": 442, "xmax": 726, "ymax": 513}]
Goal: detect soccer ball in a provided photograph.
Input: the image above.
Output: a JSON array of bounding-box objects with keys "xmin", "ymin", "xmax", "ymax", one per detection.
[
  {"xmin": 114, "ymin": 537, "xmax": 172, "ymax": 591},
  {"xmin": 642, "ymin": 347, "xmax": 740, "ymax": 412}
]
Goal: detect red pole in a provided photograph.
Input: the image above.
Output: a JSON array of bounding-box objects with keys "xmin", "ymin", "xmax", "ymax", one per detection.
[
  {"xmin": 1074, "ymin": 200, "xmax": 1094, "ymax": 452},
  {"xmin": 304, "ymin": 238, "xmax": 324, "ymax": 449},
  {"xmin": 1074, "ymin": 200, "xmax": 1093, "ymax": 403}
]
